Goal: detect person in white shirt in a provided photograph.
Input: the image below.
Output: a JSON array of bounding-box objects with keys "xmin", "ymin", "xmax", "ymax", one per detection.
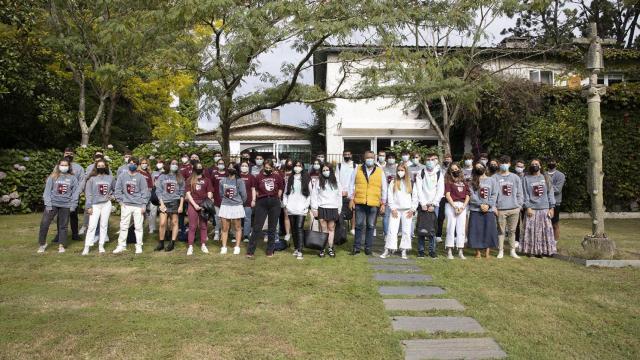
[
  {"xmin": 415, "ymin": 152, "xmax": 445, "ymax": 258},
  {"xmin": 381, "ymin": 153, "xmax": 398, "ymax": 238},
  {"xmin": 337, "ymin": 150, "xmax": 356, "ymax": 234},
  {"xmin": 380, "ymin": 164, "xmax": 418, "ymax": 259},
  {"xmin": 311, "ymin": 164, "xmax": 342, "ymax": 258},
  {"xmin": 283, "ymin": 161, "xmax": 312, "ymax": 260}
]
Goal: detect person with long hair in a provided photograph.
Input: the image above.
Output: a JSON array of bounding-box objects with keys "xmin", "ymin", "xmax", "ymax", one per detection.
[
  {"xmin": 218, "ymin": 164, "xmax": 247, "ymax": 255},
  {"xmin": 444, "ymin": 163, "xmax": 470, "ymax": 259},
  {"xmin": 467, "ymin": 162, "xmax": 499, "ymax": 258},
  {"xmin": 521, "ymin": 159, "xmax": 557, "ymax": 257},
  {"xmin": 148, "ymin": 157, "xmax": 165, "ymax": 234},
  {"xmin": 185, "ymin": 161, "xmax": 213, "ymax": 255},
  {"xmin": 247, "ymin": 159, "xmax": 284, "ymax": 258},
  {"xmin": 113, "ymin": 157, "xmax": 150, "ymax": 254},
  {"xmin": 209, "ymin": 157, "xmax": 228, "ymax": 241},
  {"xmin": 81, "ymin": 159, "xmax": 114, "ymax": 255},
  {"xmin": 154, "ymin": 159, "xmax": 185, "ymax": 252},
  {"xmin": 311, "ymin": 163, "xmax": 342, "ymax": 258},
  {"xmin": 284, "ymin": 161, "xmax": 311, "ymax": 259},
  {"xmin": 239, "ymin": 160, "xmax": 256, "ymax": 243},
  {"xmin": 380, "ymin": 164, "xmax": 418, "ymax": 259},
  {"xmin": 280, "ymin": 157, "xmax": 294, "ymax": 242},
  {"xmin": 309, "ymin": 158, "xmax": 323, "ymax": 189},
  {"xmin": 38, "ymin": 158, "xmax": 81, "ymax": 253}
]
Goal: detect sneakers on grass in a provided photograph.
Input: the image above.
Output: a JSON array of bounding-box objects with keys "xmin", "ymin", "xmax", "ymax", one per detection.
[
  {"xmin": 37, "ymin": 244, "xmax": 47, "ymax": 253},
  {"xmin": 82, "ymin": 247, "xmax": 89, "ymax": 256},
  {"xmin": 220, "ymin": 247, "xmax": 228, "ymax": 255},
  {"xmin": 201, "ymin": 244, "xmax": 209, "ymax": 254},
  {"xmin": 233, "ymin": 246, "xmax": 241, "ymax": 255},
  {"xmin": 113, "ymin": 246, "xmax": 126, "ymax": 254},
  {"xmin": 58, "ymin": 245, "xmax": 65, "ymax": 253},
  {"xmin": 135, "ymin": 245, "xmax": 143, "ymax": 254},
  {"xmin": 187, "ymin": 245, "xmax": 193, "ymax": 256}
]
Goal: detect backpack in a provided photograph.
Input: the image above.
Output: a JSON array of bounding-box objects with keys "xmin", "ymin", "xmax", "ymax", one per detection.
[{"xmin": 420, "ymin": 168, "xmax": 441, "ymax": 182}]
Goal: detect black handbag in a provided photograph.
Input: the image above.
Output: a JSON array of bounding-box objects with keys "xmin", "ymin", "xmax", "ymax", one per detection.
[
  {"xmin": 304, "ymin": 219, "xmax": 329, "ymax": 250},
  {"xmin": 150, "ymin": 187, "xmax": 160, "ymax": 206},
  {"xmin": 416, "ymin": 208, "xmax": 436, "ymax": 236},
  {"xmin": 341, "ymin": 197, "xmax": 353, "ymax": 221},
  {"xmin": 334, "ymin": 216, "xmax": 347, "ymax": 245}
]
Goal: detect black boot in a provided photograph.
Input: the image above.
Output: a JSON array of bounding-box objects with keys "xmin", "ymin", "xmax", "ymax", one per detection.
[
  {"xmin": 165, "ymin": 240, "xmax": 175, "ymax": 252},
  {"xmin": 154, "ymin": 240, "xmax": 165, "ymax": 251}
]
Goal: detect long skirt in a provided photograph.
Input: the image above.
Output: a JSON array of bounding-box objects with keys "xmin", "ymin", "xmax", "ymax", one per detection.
[
  {"xmin": 467, "ymin": 211, "xmax": 498, "ymax": 249},
  {"xmin": 520, "ymin": 209, "xmax": 557, "ymax": 256}
]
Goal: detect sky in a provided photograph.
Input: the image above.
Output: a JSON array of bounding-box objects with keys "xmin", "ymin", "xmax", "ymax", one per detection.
[{"xmin": 197, "ymin": 14, "xmax": 517, "ymax": 131}]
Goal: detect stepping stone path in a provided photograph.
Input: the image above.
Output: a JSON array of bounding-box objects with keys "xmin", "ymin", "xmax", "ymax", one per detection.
[{"xmin": 368, "ymin": 256, "xmax": 506, "ymax": 359}]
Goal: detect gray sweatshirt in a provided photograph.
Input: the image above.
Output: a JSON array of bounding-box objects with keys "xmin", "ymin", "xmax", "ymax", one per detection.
[
  {"xmin": 523, "ymin": 174, "xmax": 556, "ymax": 210},
  {"xmin": 156, "ymin": 173, "xmax": 185, "ymax": 202},
  {"xmin": 494, "ymin": 172, "xmax": 524, "ymax": 210},
  {"xmin": 468, "ymin": 177, "xmax": 498, "ymax": 212},
  {"xmin": 219, "ymin": 177, "xmax": 247, "ymax": 206},
  {"xmin": 84, "ymin": 174, "xmax": 115, "ymax": 207},
  {"xmin": 114, "ymin": 172, "xmax": 150, "ymax": 207},
  {"xmin": 548, "ymin": 170, "xmax": 566, "ymax": 205},
  {"xmin": 43, "ymin": 174, "xmax": 81, "ymax": 210}
]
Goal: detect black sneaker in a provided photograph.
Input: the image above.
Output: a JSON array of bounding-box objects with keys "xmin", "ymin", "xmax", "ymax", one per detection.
[
  {"xmin": 154, "ymin": 241, "xmax": 165, "ymax": 251},
  {"xmin": 327, "ymin": 247, "xmax": 336, "ymax": 258},
  {"xmin": 165, "ymin": 241, "xmax": 175, "ymax": 252},
  {"xmin": 350, "ymin": 249, "xmax": 360, "ymax": 256},
  {"xmin": 318, "ymin": 250, "xmax": 325, "ymax": 258},
  {"xmin": 429, "ymin": 252, "xmax": 437, "ymax": 258},
  {"xmin": 417, "ymin": 251, "xmax": 426, "ymax": 258},
  {"xmin": 364, "ymin": 249, "xmax": 372, "ymax": 256}
]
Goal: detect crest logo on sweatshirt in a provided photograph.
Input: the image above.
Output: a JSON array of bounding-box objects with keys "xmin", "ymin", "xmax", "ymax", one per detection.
[
  {"xmin": 224, "ymin": 185, "xmax": 236, "ymax": 199},
  {"xmin": 166, "ymin": 182, "xmax": 176, "ymax": 194},
  {"xmin": 502, "ymin": 184, "xmax": 512, "ymax": 196},
  {"xmin": 387, "ymin": 175, "xmax": 394, "ymax": 184},
  {"xmin": 264, "ymin": 178, "xmax": 275, "ymax": 192},
  {"xmin": 480, "ymin": 187, "xmax": 489, "ymax": 199},
  {"xmin": 532, "ymin": 183, "xmax": 544, "ymax": 197},
  {"xmin": 126, "ymin": 182, "xmax": 136, "ymax": 195},
  {"xmin": 57, "ymin": 183, "xmax": 69, "ymax": 195},
  {"xmin": 98, "ymin": 183, "xmax": 109, "ymax": 196}
]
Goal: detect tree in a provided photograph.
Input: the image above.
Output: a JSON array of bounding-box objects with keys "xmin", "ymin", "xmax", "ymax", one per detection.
[
  {"xmin": 170, "ymin": 0, "xmax": 382, "ymax": 157},
  {"xmin": 573, "ymin": 0, "xmax": 640, "ymax": 48},
  {"xmin": 502, "ymin": 0, "xmax": 580, "ymax": 46}
]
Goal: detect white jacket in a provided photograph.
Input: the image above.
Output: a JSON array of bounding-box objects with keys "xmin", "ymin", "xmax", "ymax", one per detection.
[
  {"xmin": 282, "ymin": 175, "xmax": 312, "ymax": 216},
  {"xmin": 387, "ymin": 179, "xmax": 419, "ymax": 211},
  {"xmin": 311, "ymin": 179, "xmax": 342, "ymax": 210},
  {"xmin": 416, "ymin": 168, "xmax": 444, "ymax": 206}
]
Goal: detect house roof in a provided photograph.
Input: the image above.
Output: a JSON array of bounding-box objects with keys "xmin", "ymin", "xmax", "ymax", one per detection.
[{"xmin": 195, "ymin": 120, "xmax": 308, "ymax": 141}]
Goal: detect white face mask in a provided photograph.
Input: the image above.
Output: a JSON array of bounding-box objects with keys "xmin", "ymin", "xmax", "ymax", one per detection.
[
  {"xmin": 387, "ymin": 158, "xmax": 396, "ymax": 165},
  {"xmin": 293, "ymin": 166, "xmax": 302, "ymax": 174},
  {"xmin": 255, "ymin": 159, "xmax": 264, "ymax": 166},
  {"xmin": 59, "ymin": 165, "xmax": 69, "ymax": 173},
  {"xmin": 397, "ymin": 171, "xmax": 405, "ymax": 178},
  {"xmin": 401, "ymin": 155, "xmax": 410, "ymax": 162},
  {"xmin": 124, "ymin": 156, "xmax": 131, "ymax": 163},
  {"xmin": 313, "ymin": 164, "xmax": 321, "ymax": 170},
  {"xmin": 217, "ymin": 164, "xmax": 225, "ymax": 171},
  {"xmin": 317, "ymin": 157, "xmax": 325, "ymax": 162},
  {"xmin": 156, "ymin": 163, "xmax": 164, "ymax": 170},
  {"xmin": 464, "ymin": 159, "xmax": 473, "ymax": 167},
  {"xmin": 141, "ymin": 164, "xmax": 148, "ymax": 170},
  {"xmin": 170, "ymin": 164, "xmax": 179, "ymax": 172},
  {"xmin": 378, "ymin": 156, "xmax": 386, "ymax": 163},
  {"xmin": 515, "ymin": 166, "xmax": 524, "ymax": 173},
  {"xmin": 181, "ymin": 157, "xmax": 188, "ymax": 164},
  {"xmin": 240, "ymin": 166, "xmax": 249, "ymax": 173},
  {"xmin": 322, "ymin": 170, "xmax": 330, "ymax": 178},
  {"xmin": 213, "ymin": 156, "xmax": 221, "ymax": 162}
]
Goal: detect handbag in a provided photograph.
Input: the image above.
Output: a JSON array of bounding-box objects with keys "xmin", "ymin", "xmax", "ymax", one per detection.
[
  {"xmin": 334, "ymin": 216, "xmax": 347, "ymax": 245},
  {"xmin": 341, "ymin": 197, "xmax": 353, "ymax": 221},
  {"xmin": 304, "ymin": 218, "xmax": 329, "ymax": 250},
  {"xmin": 150, "ymin": 187, "xmax": 160, "ymax": 206},
  {"xmin": 416, "ymin": 208, "xmax": 436, "ymax": 236}
]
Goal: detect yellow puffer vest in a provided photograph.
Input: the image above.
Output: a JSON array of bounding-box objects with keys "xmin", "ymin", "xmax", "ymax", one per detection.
[{"xmin": 354, "ymin": 165, "xmax": 383, "ymax": 206}]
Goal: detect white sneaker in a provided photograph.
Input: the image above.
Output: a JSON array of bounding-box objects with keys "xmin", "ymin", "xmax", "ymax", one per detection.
[
  {"xmin": 113, "ymin": 246, "xmax": 126, "ymax": 254},
  {"xmin": 458, "ymin": 249, "xmax": 466, "ymax": 260},
  {"xmin": 401, "ymin": 249, "xmax": 408, "ymax": 260},
  {"xmin": 284, "ymin": 233, "xmax": 291, "ymax": 241},
  {"xmin": 436, "ymin": 237, "xmax": 443, "ymax": 243},
  {"xmin": 292, "ymin": 250, "xmax": 300, "ymax": 257},
  {"xmin": 135, "ymin": 245, "xmax": 143, "ymax": 254},
  {"xmin": 380, "ymin": 249, "xmax": 390, "ymax": 259},
  {"xmin": 497, "ymin": 249, "xmax": 504, "ymax": 259},
  {"xmin": 510, "ymin": 249, "xmax": 521, "ymax": 259},
  {"xmin": 58, "ymin": 245, "xmax": 65, "ymax": 253},
  {"xmin": 187, "ymin": 245, "xmax": 193, "ymax": 256},
  {"xmin": 79, "ymin": 226, "xmax": 87, "ymax": 235},
  {"xmin": 350, "ymin": 229, "xmax": 355, "ymax": 235},
  {"xmin": 220, "ymin": 247, "xmax": 228, "ymax": 255},
  {"xmin": 82, "ymin": 247, "xmax": 89, "ymax": 256},
  {"xmin": 201, "ymin": 244, "xmax": 209, "ymax": 254},
  {"xmin": 98, "ymin": 245, "xmax": 105, "ymax": 254},
  {"xmin": 297, "ymin": 253, "xmax": 303, "ymax": 260},
  {"xmin": 149, "ymin": 229, "xmax": 155, "ymax": 234},
  {"xmin": 373, "ymin": 229, "xmax": 377, "ymax": 237},
  {"xmin": 263, "ymin": 235, "xmax": 268, "ymax": 243},
  {"xmin": 447, "ymin": 249, "xmax": 454, "ymax": 260},
  {"xmin": 37, "ymin": 244, "xmax": 47, "ymax": 253},
  {"xmin": 213, "ymin": 232, "xmax": 220, "ymax": 241},
  {"xmin": 233, "ymin": 246, "xmax": 241, "ymax": 255},
  {"xmin": 243, "ymin": 237, "xmax": 249, "ymax": 243},
  {"xmin": 232, "ymin": 239, "xmax": 237, "ymax": 243}
]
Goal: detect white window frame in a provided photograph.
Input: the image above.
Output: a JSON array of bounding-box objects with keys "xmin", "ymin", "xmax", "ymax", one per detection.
[{"xmin": 530, "ymin": 70, "xmax": 554, "ymax": 85}]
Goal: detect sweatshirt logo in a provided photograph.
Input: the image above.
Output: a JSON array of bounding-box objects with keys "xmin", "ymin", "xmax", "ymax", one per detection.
[
  {"xmin": 532, "ymin": 183, "xmax": 544, "ymax": 197},
  {"xmin": 224, "ymin": 185, "xmax": 236, "ymax": 199},
  {"xmin": 264, "ymin": 178, "xmax": 275, "ymax": 192},
  {"xmin": 387, "ymin": 175, "xmax": 394, "ymax": 184},
  {"xmin": 480, "ymin": 187, "xmax": 489, "ymax": 199},
  {"xmin": 98, "ymin": 183, "xmax": 109, "ymax": 196},
  {"xmin": 166, "ymin": 182, "xmax": 176, "ymax": 194},
  {"xmin": 501, "ymin": 184, "xmax": 512, "ymax": 196},
  {"xmin": 126, "ymin": 182, "xmax": 136, "ymax": 195},
  {"xmin": 195, "ymin": 179, "xmax": 205, "ymax": 191},
  {"xmin": 57, "ymin": 183, "xmax": 69, "ymax": 195}
]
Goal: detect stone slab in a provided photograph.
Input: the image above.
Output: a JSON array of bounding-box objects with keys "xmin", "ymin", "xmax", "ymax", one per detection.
[
  {"xmin": 402, "ymin": 338, "xmax": 506, "ymax": 359},
  {"xmin": 374, "ymin": 273, "xmax": 432, "ymax": 282},
  {"xmin": 369, "ymin": 257, "xmax": 417, "ymax": 264},
  {"xmin": 392, "ymin": 316, "xmax": 485, "ymax": 333},
  {"xmin": 383, "ymin": 299, "xmax": 464, "ymax": 311},
  {"xmin": 372, "ymin": 265, "xmax": 422, "ymax": 272},
  {"xmin": 379, "ymin": 286, "xmax": 445, "ymax": 296}
]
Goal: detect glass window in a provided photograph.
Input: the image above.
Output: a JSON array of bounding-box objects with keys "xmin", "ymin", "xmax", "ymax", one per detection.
[
  {"xmin": 540, "ymin": 71, "xmax": 553, "ymax": 85},
  {"xmin": 529, "ymin": 70, "xmax": 540, "ymax": 83},
  {"xmin": 607, "ymin": 74, "xmax": 623, "ymax": 85}
]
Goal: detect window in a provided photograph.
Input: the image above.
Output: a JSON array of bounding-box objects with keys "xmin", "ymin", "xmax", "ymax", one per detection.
[
  {"xmin": 376, "ymin": 138, "xmax": 391, "ymax": 153},
  {"xmin": 597, "ymin": 73, "xmax": 624, "ymax": 86},
  {"xmin": 530, "ymin": 70, "xmax": 554, "ymax": 85}
]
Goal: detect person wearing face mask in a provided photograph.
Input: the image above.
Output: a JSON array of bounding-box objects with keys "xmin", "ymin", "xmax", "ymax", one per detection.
[
  {"xmin": 250, "ymin": 155, "xmax": 264, "ymax": 176},
  {"xmin": 467, "ymin": 162, "xmax": 499, "ymax": 258},
  {"xmin": 185, "ymin": 161, "xmax": 213, "ymax": 255},
  {"xmin": 376, "ymin": 151, "xmax": 387, "ymax": 167},
  {"xmin": 247, "ymin": 159, "xmax": 285, "ymax": 258},
  {"xmin": 521, "ymin": 159, "xmax": 556, "ymax": 257},
  {"xmin": 415, "ymin": 152, "xmax": 444, "ymax": 258},
  {"xmin": 81, "ymin": 159, "xmax": 114, "ymax": 255},
  {"xmin": 148, "ymin": 158, "xmax": 165, "ymax": 234},
  {"xmin": 348, "ymin": 151, "xmax": 387, "ymax": 256},
  {"xmin": 218, "ymin": 165, "xmax": 248, "ymax": 255},
  {"xmin": 487, "ymin": 159, "xmax": 500, "ymax": 177},
  {"xmin": 56, "ymin": 148, "xmax": 84, "ymax": 242},
  {"xmin": 279, "ymin": 156, "xmax": 294, "ymax": 242},
  {"xmin": 116, "ymin": 150, "xmax": 133, "ymax": 178},
  {"xmin": 316, "ymin": 154, "xmax": 326, "ymax": 164},
  {"xmin": 400, "ymin": 150, "xmax": 411, "ymax": 167},
  {"xmin": 514, "ymin": 160, "xmax": 526, "ymax": 179},
  {"xmin": 239, "ymin": 161, "xmax": 256, "ymax": 243},
  {"xmin": 546, "ymin": 158, "xmax": 565, "ymax": 242},
  {"xmin": 478, "ymin": 153, "xmax": 489, "ymax": 167},
  {"xmin": 380, "ymin": 164, "xmax": 418, "ymax": 259},
  {"xmin": 407, "ymin": 152, "xmax": 425, "ymax": 184},
  {"xmin": 154, "ymin": 159, "xmax": 185, "ymax": 252},
  {"xmin": 380, "ymin": 152, "xmax": 398, "ymax": 239},
  {"xmin": 494, "ymin": 155, "xmax": 524, "ymax": 259},
  {"xmin": 444, "ymin": 164, "xmax": 470, "ymax": 259},
  {"xmin": 209, "ymin": 159, "xmax": 228, "ymax": 241},
  {"xmin": 309, "ymin": 159, "xmax": 323, "ymax": 189},
  {"xmin": 436, "ymin": 155, "xmax": 456, "ymax": 244},
  {"xmin": 138, "ymin": 158, "xmax": 153, "ymax": 188},
  {"xmin": 337, "ymin": 150, "xmax": 356, "ymax": 235},
  {"xmin": 81, "ymin": 151, "xmax": 108, "ymax": 240},
  {"xmin": 311, "ymin": 164, "xmax": 342, "ymax": 258},
  {"xmin": 461, "ymin": 153, "xmax": 474, "ymax": 183},
  {"xmin": 113, "ymin": 157, "xmax": 150, "ymax": 254},
  {"xmin": 284, "ymin": 161, "xmax": 312, "ymax": 259},
  {"xmin": 513, "ymin": 159, "xmax": 527, "ymax": 246},
  {"xmin": 38, "ymin": 159, "xmax": 81, "ymax": 253},
  {"xmin": 442, "ymin": 153, "xmax": 453, "ymax": 173}
]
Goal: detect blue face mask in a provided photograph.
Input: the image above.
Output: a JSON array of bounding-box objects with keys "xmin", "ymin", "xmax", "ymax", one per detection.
[
  {"xmin": 500, "ymin": 164, "xmax": 510, "ymax": 172},
  {"xmin": 365, "ymin": 159, "xmax": 375, "ymax": 167},
  {"xmin": 128, "ymin": 164, "xmax": 138, "ymax": 172},
  {"xmin": 412, "ymin": 158, "xmax": 420, "ymax": 165},
  {"xmin": 425, "ymin": 160, "xmax": 435, "ymax": 170}
]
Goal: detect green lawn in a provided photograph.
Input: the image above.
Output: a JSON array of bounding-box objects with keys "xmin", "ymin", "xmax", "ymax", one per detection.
[
  {"xmin": 557, "ymin": 218, "xmax": 640, "ymax": 259},
  {"xmin": 0, "ymin": 214, "xmax": 638, "ymax": 359}
]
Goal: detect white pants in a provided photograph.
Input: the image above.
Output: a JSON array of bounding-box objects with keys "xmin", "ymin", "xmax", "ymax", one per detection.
[
  {"xmin": 445, "ymin": 202, "xmax": 467, "ymax": 249},
  {"xmin": 84, "ymin": 201, "xmax": 112, "ymax": 247},
  {"xmin": 118, "ymin": 204, "xmax": 144, "ymax": 247},
  {"xmin": 385, "ymin": 209, "xmax": 413, "ymax": 250},
  {"xmin": 148, "ymin": 203, "xmax": 158, "ymax": 232}
]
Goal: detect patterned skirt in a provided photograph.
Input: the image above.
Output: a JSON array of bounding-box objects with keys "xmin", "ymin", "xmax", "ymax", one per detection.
[{"xmin": 520, "ymin": 209, "xmax": 557, "ymax": 255}]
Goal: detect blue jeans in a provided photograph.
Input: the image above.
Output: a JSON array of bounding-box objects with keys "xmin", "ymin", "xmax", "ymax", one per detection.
[
  {"xmin": 243, "ymin": 207, "xmax": 252, "ymax": 238},
  {"xmin": 354, "ymin": 204, "xmax": 378, "ymax": 252},
  {"xmin": 418, "ymin": 206, "xmax": 439, "ymax": 254},
  {"xmin": 382, "ymin": 207, "xmax": 391, "ymax": 236}
]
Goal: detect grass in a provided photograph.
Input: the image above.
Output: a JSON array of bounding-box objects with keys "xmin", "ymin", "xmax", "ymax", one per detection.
[
  {"xmin": 557, "ymin": 219, "xmax": 640, "ymax": 259},
  {"xmin": 0, "ymin": 214, "xmax": 639, "ymax": 359}
]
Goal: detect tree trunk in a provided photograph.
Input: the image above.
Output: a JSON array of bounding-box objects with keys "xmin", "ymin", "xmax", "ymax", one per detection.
[
  {"xmin": 220, "ymin": 120, "xmax": 231, "ymax": 160},
  {"xmin": 442, "ymin": 124, "xmax": 451, "ymax": 156},
  {"xmin": 587, "ymin": 73, "xmax": 606, "ymax": 236},
  {"xmin": 102, "ymin": 92, "xmax": 119, "ymax": 148}
]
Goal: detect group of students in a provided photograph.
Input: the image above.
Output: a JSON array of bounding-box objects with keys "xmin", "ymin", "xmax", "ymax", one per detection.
[{"xmin": 37, "ymin": 146, "xmax": 565, "ymax": 260}]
